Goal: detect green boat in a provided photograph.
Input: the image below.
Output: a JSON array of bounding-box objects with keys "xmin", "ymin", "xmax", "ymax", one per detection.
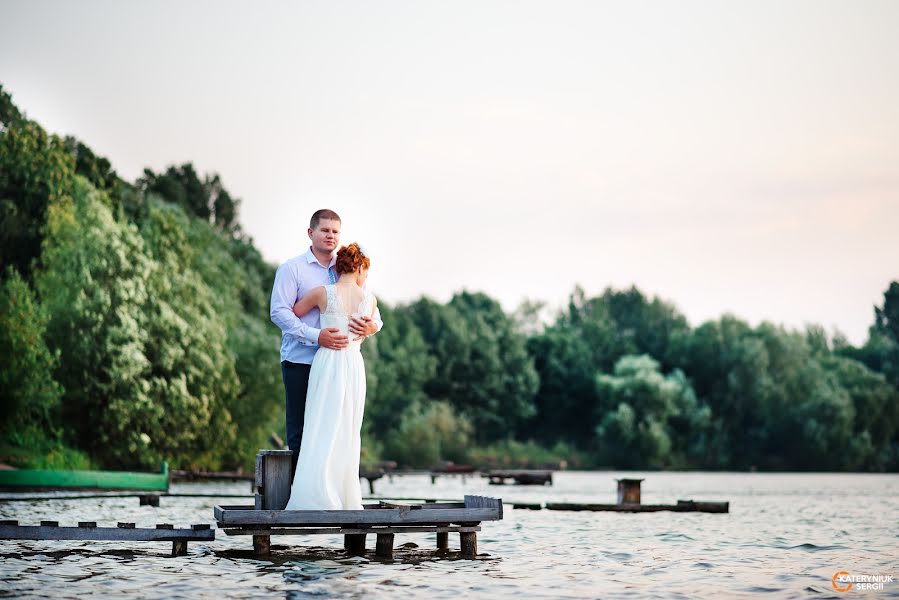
[{"xmin": 0, "ymin": 462, "xmax": 169, "ymax": 492}]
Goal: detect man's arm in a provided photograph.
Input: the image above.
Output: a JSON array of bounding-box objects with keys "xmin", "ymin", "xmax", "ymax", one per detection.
[{"xmin": 270, "ymin": 262, "xmax": 321, "ymax": 344}]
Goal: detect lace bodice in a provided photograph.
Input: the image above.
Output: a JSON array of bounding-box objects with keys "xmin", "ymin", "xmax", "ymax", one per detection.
[{"xmin": 320, "ymin": 284, "xmax": 375, "ymax": 351}]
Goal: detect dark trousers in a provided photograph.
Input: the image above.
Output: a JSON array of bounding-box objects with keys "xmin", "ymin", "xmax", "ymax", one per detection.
[{"xmin": 281, "ymin": 360, "xmax": 312, "ymax": 479}]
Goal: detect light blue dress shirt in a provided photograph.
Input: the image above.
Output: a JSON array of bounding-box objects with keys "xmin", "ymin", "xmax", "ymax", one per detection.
[{"xmin": 270, "ymin": 247, "xmax": 383, "ymax": 364}]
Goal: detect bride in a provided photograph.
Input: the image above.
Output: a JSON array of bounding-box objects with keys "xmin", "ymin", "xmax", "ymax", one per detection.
[{"xmin": 284, "ymin": 242, "xmax": 376, "ymax": 510}]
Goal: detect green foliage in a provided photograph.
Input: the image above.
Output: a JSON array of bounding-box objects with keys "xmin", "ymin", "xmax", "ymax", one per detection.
[
  {"xmin": 138, "ymin": 164, "xmax": 241, "ymax": 233},
  {"xmin": 406, "ymin": 292, "xmax": 539, "ymax": 442},
  {"xmin": 0, "ymin": 116, "xmax": 76, "ymax": 277},
  {"xmin": 467, "ymin": 439, "xmax": 584, "ymax": 469},
  {"xmin": 362, "ymin": 303, "xmax": 436, "ymax": 437},
  {"xmin": 382, "ymin": 401, "xmax": 473, "ymax": 468},
  {"xmin": 0, "ymin": 268, "xmax": 63, "ymax": 430},
  {"xmin": 594, "ymin": 355, "xmax": 709, "ymax": 469}
]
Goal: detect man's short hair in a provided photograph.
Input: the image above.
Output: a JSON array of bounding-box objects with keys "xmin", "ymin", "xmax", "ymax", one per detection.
[{"xmin": 310, "ymin": 209, "xmax": 342, "ymax": 230}]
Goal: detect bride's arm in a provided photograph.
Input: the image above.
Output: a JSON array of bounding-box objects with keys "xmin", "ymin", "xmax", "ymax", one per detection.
[{"xmin": 292, "ymin": 286, "xmax": 327, "ymax": 318}]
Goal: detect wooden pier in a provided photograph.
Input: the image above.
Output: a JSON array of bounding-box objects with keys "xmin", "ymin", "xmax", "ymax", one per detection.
[
  {"xmin": 229, "ymin": 450, "xmax": 503, "ymax": 558},
  {"xmin": 429, "ymin": 463, "xmax": 477, "ymax": 484},
  {"xmin": 214, "ymin": 495, "xmax": 502, "ymax": 558},
  {"xmin": 483, "ymin": 469, "xmax": 553, "ymax": 486},
  {"xmin": 0, "ymin": 519, "xmax": 214, "ymax": 556}
]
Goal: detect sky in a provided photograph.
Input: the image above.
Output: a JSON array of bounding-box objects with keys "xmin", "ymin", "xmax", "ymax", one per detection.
[{"xmin": 1, "ymin": 0, "xmax": 897, "ymax": 345}]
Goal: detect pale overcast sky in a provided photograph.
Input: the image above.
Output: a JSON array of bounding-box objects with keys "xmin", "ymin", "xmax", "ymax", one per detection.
[{"xmin": 2, "ymin": 0, "xmax": 897, "ymax": 344}]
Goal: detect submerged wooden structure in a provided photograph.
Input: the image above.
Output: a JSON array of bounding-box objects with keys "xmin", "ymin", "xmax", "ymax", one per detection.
[
  {"xmin": 545, "ymin": 478, "xmax": 728, "ymax": 513},
  {"xmin": 0, "ymin": 519, "xmax": 214, "ymax": 556},
  {"xmin": 218, "ymin": 450, "xmax": 503, "ymax": 558},
  {"xmin": 483, "ymin": 469, "xmax": 554, "ymax": 486},
  {"xmin": 0, "ymin": 463, "xmax": 169, "ymax": 492},
  {"xmin": 429, "ymin": 463, "xmax": 477, "ymax": 484}
]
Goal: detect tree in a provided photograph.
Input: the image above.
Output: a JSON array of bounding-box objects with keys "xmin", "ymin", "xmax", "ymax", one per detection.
[
  {"xmin": 0, "ymin": 118, "xmax": 75, "ymax": 277},
  {"xmin": 594, "ymin": 354, "xmax": 709, "ymax": 469},
  {"xmin": 0, "ymin": 267, "xmax": 63, "ymax": 429}
]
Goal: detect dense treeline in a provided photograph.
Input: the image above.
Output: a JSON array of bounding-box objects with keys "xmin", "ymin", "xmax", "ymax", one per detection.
[{"xmin": 2, "ymin": 84, "xmax": 897, "ymax": 472}]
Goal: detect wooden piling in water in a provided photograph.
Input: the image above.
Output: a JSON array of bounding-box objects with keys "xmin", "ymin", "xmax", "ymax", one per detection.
[
  {"xmin": 375, "ymin": 533, "xmax": 394, "ymax": 557},
  {"xmin": 460, "ymin": 531, "xmax": 477, "ymax": 557},
  {"xmin": 616, "ymin": 478, "xmax": 644, "ymax": 504},
  {"xmin": 344, "ymin": 533, "xmax": 366, "ymax": 555}
]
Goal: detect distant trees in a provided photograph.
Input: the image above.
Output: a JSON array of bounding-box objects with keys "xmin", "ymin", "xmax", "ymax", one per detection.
[
  {"xmin": 138, "ymin": 164, "xmax": 241, "ymax": 234},
  {"xmin": 1, "ymin": 82, "xmax": 896, "ymax": 472}
]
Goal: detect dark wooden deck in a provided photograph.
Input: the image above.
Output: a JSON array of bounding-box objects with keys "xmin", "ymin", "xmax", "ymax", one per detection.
[{"xmin": 214, "ymin": 494, "xmax": 503, "ymax": 558}]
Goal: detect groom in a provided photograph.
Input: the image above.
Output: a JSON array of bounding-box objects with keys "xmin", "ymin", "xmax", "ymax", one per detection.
[{"xmin": 270, "ymin": 208, "xmax": 382, "ymax": 476}]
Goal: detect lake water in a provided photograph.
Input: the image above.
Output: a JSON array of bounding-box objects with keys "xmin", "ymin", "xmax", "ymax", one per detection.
[{"xmin": 1, "ymin": 472, "xmax": 897, "ymax": 598}]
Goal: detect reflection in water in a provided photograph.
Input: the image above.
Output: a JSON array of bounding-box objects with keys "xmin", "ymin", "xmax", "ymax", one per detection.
[{"xmin": 1, "ymin": 472, "xmax": 897, "ymax": 598}]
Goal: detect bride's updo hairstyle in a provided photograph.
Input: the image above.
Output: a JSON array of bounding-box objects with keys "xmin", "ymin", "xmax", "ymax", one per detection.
[{"xmin": 335, "ymin": 243, "xmax": 370, "ymax": 274}]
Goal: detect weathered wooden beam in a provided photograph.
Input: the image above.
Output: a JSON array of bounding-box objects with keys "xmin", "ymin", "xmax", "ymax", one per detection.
[
  {"xmin": 221, "ymin": 525, "xmax": 481, "ymax": 536},
  {"xmin": 465, "ymin": 495, "xmax": 504, "ymax": 520},
  {"xmin": 0, "ymin": 524, "xmax": 215, "ymax": 541},
  {"xmin": 544, "ymin": 501, "xmax": 729, "ymax": 513},
  {"xmin": 213, "ymin": 505, "xmax": 500, "ymax": 526}
]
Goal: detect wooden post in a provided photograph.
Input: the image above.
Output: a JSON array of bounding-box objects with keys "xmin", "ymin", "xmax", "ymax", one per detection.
[
  {"xmin": 139, "ymin": 494, "xmax": 160, "ymax": 507},
  {"xmin": 616, "ymin": 478, "xmax": 644, "ymax": 504},
  {"xmin": 256, "ymin": 449, "xmax": 294, "ymax": 510},
  {"xmin": 253, "ymin": 534, "xmax": 271, "ymax": 556},
  {"xmin": 344, "ymin": 534, "xmax": 366, "ymax": 555},
  {"xmin": 172, "ymin": 540, "xmax": 187, "ymax": 556},
  {"xmin": 436, "ymin": 532, "xmax": 448, "ymax": 550},
  {"xmin": 375, "ymin": 533, "xmax": 394, "ymax": 557},
  {"xmin": 460, "ymin": 531, "xmax": 477, "ymax": 558}
]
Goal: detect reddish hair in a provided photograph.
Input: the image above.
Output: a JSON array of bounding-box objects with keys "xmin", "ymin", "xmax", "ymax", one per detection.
[{"xmin": 335, "ymin": 243, "xmax": 370, "ymax": 274}]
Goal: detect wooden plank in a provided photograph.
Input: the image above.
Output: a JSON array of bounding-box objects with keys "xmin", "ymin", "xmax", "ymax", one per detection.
[
  {"xmin": 222, "ymin": 525, "xmax": 480, "ymax": 536},
  {"xmin": 377, "ymin": 502, "xmax": 421, "ymax": 510},
  {"xmin": 254, "ymin": 454, "xmax": 264, "ymax": 489},
  {"xmin": 213, "ymin": 505, "xmax": 500, "ymax": 526},
  {"xmin": 0, "ymin": 525, "xmax": 215, "ymax": 541},
  {"xmin": 0, "ymin": 463, "xmax": 169, "ymax": 492},
  {"xmin": 260, "ymin": 452, "xmax": 292, "ymax": 511},
  {"xmin": 544, "ymin": 501, "xmax": 729, "ymax": 513},
  {"xmin": 465, "ymin": 495, "xmax": 504, "ymax": 520}
]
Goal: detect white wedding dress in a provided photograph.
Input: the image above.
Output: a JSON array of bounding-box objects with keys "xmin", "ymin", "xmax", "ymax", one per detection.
[{"xmin": 285, "ymin": 284, "xmax": 373, "ymax": 510}]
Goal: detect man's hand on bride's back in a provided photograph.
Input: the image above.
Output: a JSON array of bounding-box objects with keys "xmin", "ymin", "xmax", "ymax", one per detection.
[
  {"xmin": 349, "ymin": 316, "xmax": 377, "ymax": 341},
  {"xmin": 318, "ymin": 328, "xmax": 349, "ymax": 350}
]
